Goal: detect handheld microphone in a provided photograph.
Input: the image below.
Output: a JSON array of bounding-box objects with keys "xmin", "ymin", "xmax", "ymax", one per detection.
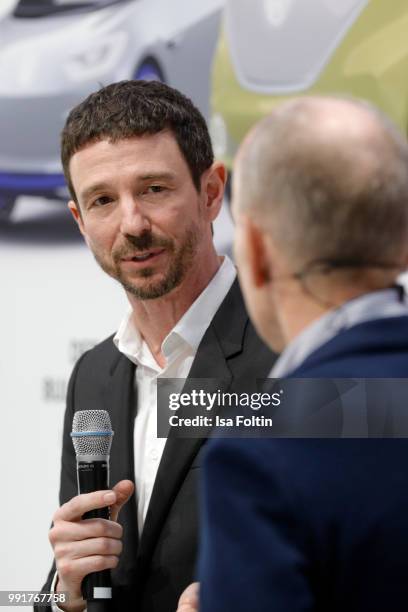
[{"xmin": 71, "ymin": 410, "xmax": 114, "ymax": 612}]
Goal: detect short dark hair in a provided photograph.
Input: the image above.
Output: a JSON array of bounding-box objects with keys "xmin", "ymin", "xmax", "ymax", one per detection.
[{"xmin": 61, "ymin": 80, "xmax": 214, "ymax": 201}]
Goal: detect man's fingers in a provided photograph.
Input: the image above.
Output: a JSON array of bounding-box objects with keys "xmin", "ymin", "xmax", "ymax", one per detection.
[
  {"xmin": 53, "ymin": 480, "xmax": 134, "ymax": 523},
  {"xmin": 177, "ymin": 582, "xmax": 199, "ymax": 612},
  {"xmin": 58, "ymin": 554, "xmax": 119, "ymax": 581},
  {"xmin": 110, "ymin": 480, "xmax": 135, "ymax": 522},
  {"xmin": 179, "ymin": 582, "xmax": 199, "ymax": 604},
  {"xmin": 54, "ymin": 536, "xmax": 123, "ymax": 560},
  {"xmin": 50, "ymin": 518, "xmax": 122, "ymax": 545},
  {"xmin": 54, "ymin": 490, "xmax": 116, "ymax": 522}
]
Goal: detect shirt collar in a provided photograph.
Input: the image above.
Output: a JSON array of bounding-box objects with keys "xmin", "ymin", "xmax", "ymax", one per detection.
[
  {"xmin": 113, "ymin": 255, "xmax": 236, "ymax": 368},
  {"xmin": 170, "ymin": 255, "xmax": 236, "ymax": 352},
  {"xmin": 113, "ymin": 309, "xmax": 148, "ymax": 367},
  {"xmin": 271, "ymin": 285, "xmax": 408, "ymax": 378}
]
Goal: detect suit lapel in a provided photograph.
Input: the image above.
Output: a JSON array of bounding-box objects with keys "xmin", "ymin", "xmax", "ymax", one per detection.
[{"xmin": 137, "ymin": 280, "xmax": 248, "ymax": 566}]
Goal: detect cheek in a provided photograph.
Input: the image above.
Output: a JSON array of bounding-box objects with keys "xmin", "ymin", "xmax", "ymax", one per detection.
[
  {"xmin": 237, "ymin": 266, "xmax": 254, "ymax": 310},
  {"xmin": 170, "ymin": 191, "xmax": 202, "ymax": 225},
  {"xmin": 82, "ymin": 222, "xmax": 116, "ymax": 256},
  {"xmin": 150, "ymin": 205, "xmax": 184, "ymax": 234},
  {"xmin": 84, "ymin": 215, "xmax": 114, "ymax": 240},
  {"xmin": 233, "ymin": 226, "xmax": 247, "ymax": 271},
  {"xmin": 235, "ymin": 250, "xmax": 252, "ymax": 305},
  {"xmin": 234, "ymin": 229, "xmax": 259, "ymax": 312}
]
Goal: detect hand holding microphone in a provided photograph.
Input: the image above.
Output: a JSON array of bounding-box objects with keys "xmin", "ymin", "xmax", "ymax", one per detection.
[
  {"xmin": 50, "ymin": 482, "xmax": 133, "ymax": 611},
  {"xmin": 48, "ymin": 410, "xmax": 134, "ymax": 612}
]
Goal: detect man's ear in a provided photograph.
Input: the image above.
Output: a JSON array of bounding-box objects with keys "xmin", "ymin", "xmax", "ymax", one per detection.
[
  {"xmin": 68, "ymin": 200, "xmax": 85, "ymax": 237},
  {"xmin": 245, "ymin": 216, "xmax": 271, "ymax": 288},
  {"xmin": 201, "ymin": 162, "xmax": 227, "ymax": 222}
]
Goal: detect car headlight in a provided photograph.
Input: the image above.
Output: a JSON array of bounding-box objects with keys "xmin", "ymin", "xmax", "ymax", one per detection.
[{"xmin": 64, "ymin": 31, "xmax": 128, "ymax": 82}]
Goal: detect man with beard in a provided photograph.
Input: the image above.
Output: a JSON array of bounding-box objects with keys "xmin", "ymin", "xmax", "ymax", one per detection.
[{"xmin": 38, "ymin": 80, "xmax": 275, "ymax": 612}]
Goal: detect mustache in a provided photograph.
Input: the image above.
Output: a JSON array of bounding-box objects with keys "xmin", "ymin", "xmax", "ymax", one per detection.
[{"xmin": 113, "ymin": 230, "xmax": 174, "ymax": 260}]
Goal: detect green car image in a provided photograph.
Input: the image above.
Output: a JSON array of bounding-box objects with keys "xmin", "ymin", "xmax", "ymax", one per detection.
[{"xmin": 210, "ymin": 0, "xmax": 408, "ymax": 170}]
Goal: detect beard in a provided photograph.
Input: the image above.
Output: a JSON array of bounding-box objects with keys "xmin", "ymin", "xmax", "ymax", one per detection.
[{"xmin": 91, "ymin": 225, "xmax": 200, "ymax": 300}]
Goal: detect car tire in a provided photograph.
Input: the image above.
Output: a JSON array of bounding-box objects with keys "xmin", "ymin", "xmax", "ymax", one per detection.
[
  {"xmin": 133, "ymin": 58, "xmax": 165, "ymax": 82},
  {"xmin": 0, "ymin": 195, "xmax": 16, "ymax": 223}
]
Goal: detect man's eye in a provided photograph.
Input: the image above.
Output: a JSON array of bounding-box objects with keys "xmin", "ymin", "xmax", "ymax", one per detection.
[
  {"xmin": 146, "ymin": 185, "xmax": 165, "ymax": 194},
  {"xmin": 137, "ymin": 185, "xmax": 168, "ymax": 201},
  {"xmin": 93, "ymin": 196, "xmax": 112, "ymax": 207}
]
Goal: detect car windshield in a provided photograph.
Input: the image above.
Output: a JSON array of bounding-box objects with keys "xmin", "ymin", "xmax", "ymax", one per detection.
[{"xmin": 13, "ymin": 0, "xmax": 131, "ymax": 18}]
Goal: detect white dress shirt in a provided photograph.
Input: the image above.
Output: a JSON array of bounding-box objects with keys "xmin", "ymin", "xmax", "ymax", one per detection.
[
  {"xmin": 51, "ymin": 256, "xmax": 236, "ymax": 611},
  {"xmin": 113, "ymin": 255, "xmax": 236, "ymax": 533}
]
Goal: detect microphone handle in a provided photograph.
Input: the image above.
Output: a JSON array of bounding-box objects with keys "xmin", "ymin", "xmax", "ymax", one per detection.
[{"xmin": 77, "ymin": 459, "xmax": 112, "ymax": 607}]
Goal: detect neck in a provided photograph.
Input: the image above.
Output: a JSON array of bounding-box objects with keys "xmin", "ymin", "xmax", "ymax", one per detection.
[
  {"xmin": 279, "ymin": 282, "xmax": 380, "ymax": 348},
  {"xmin": 280, "ymin": 297, "xmax": 328, "ymax": 347},
  {"xmin": 127, "ymin": 248, "xmax": 222, "ymax": 366}
]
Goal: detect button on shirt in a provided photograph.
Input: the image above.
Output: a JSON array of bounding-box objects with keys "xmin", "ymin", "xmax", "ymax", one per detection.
[{"xmin": 113, "ymin": 256, "xmax": 236, "ymax": 534}]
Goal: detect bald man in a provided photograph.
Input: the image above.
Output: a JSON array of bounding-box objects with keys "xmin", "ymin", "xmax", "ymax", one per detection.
[{"xmin": 179, "ymin": 97, "xmax": 408, "ymax": 612}]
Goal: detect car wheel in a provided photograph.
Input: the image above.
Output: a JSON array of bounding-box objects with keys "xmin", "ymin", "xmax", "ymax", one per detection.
[
  {"xmin": 0, "ymin": 195, "xmax": 16, "ymax": 223},
  {"xmin": 133, "ymin": 59, "xmax": 165, "ymax": 82}
]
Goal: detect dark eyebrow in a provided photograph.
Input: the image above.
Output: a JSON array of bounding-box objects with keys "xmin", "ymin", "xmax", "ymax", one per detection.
[
  {"xmin": 139, "ymin": 172, "xmax": 177, "ymax": 182},
  {"xmin": 80, "ymin": 172, "xmax": 177, "ymax": 203},
  {"xmin": 80, "ymin": 183, "xmax": 110, "ymax": 203}
]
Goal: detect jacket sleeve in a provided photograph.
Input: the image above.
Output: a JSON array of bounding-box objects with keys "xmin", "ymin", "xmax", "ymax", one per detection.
[{"xmin": 198, "ymin": 438, "xmax": 314, "ymax": 612}]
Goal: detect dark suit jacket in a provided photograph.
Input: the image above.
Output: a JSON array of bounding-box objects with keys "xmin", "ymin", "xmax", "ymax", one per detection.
[
  {"xmin": 38, "ymin": 280, "xmax": 275, "ymax": 612},
  {"xmin": 200, "ymin": 316, "xmax": 408, "ymax": 612}
]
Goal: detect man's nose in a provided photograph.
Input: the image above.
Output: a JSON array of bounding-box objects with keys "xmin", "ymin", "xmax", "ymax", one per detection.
[{"xmin": 119, "ymin": 197, "xmax": 151, "ymax": 236}]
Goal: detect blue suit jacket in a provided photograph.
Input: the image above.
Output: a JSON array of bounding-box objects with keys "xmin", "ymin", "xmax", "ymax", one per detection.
[{"xmin": 199, "ymin": 316, "xmax": 408, "ymax": 612}]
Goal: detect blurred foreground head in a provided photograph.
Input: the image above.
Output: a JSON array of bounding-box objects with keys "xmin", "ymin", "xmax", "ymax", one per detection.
[{"xmin": 232, "ymin": 96, "xmax": 408, "ymax": 351}]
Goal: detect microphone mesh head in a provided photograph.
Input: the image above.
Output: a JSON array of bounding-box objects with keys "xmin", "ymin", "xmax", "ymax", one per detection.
[{"xmin": 71, "ymin": 410, "xmax": 114, "ymax": 457}]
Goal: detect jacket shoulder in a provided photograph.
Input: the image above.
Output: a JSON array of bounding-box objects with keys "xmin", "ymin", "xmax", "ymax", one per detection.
[
  {"xmin": 291, "ymin": 316, "xmax": 408, "ymax": 378},
  {"xmin": 69, "ymin": 333, "xmax": 130, "ymax": 399},
  {"xmin": 76, "ymin": 333, "xmax": 121, "ymax": 372}
]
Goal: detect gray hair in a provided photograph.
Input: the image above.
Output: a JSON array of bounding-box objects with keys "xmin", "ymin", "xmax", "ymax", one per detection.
[{"xmin": 236, "ymin": 96, "xmax": 408, "ymax": 279}]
